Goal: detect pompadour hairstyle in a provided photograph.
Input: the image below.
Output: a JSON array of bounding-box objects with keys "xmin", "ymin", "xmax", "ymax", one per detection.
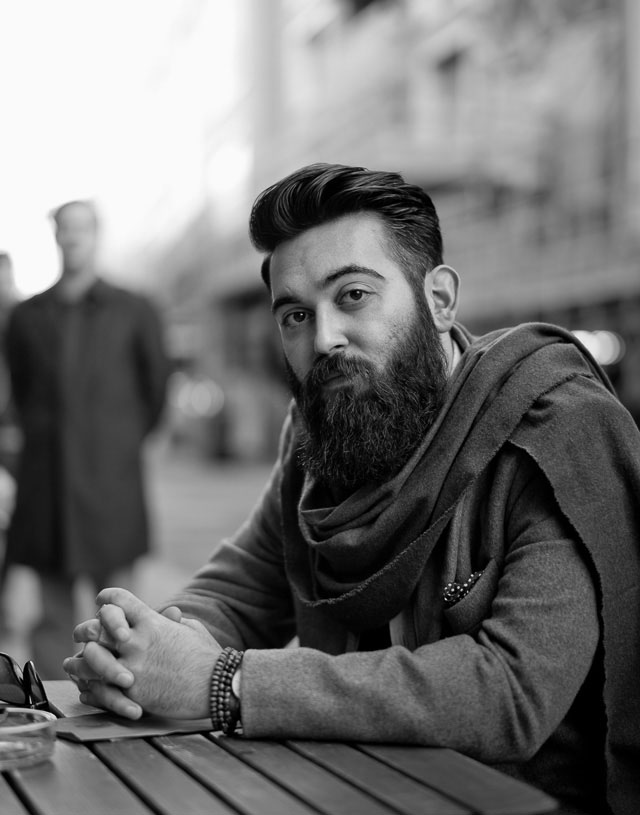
[{"xmin": 249, "ymin": 163, "xmax": 443, "ymax": 290}]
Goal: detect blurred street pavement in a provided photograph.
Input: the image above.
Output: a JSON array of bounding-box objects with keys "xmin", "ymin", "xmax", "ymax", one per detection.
[{"xmin": 140, "ymin": 439, "xmax": 275, "ymax": 606}]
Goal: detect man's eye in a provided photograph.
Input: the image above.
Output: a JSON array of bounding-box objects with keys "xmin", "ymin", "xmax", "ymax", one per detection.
[
  {"xmin": 282, "ymin": 311, "xmax": 308, "ymax": 328},
  {"xmin": 341, "ymin": 288, "xmax": 370, "ymax": 304}
]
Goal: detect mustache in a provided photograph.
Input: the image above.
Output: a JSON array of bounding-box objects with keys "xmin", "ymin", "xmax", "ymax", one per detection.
[{"xmin": 304, "ymin": 354, "xmax": 374, "ymax": 390}]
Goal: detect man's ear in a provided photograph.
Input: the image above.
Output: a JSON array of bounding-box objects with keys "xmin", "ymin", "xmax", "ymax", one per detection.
[{"xmin": 424, "ymin": 264, "xmax": 459, "ymax": 333}]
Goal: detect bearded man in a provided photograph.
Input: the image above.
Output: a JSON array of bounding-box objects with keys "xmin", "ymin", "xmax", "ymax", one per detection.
[{"xmin": 65, "ymin": 164, "xmax": 640, "ymax": 815}]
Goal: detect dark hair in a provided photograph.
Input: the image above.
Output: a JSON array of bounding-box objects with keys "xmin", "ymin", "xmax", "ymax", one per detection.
[
  {"xmin": 249, "ymin": 163, "xmax": 443, "ymax": 290},
  {"xmin": 50, "ymin": 199, "xmax": 99, "ymax": 230}
]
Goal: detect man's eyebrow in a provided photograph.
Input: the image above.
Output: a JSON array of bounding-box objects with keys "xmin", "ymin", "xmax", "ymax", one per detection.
[{"xmin": 271, "ymin": 265, "xmax": 385, "ymax": 314}]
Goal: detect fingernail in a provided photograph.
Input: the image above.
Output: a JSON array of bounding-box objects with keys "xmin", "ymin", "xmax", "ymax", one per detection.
[
  {"xmin": 79, "ymin": 693, "xmax": 89, "ymax": 705},
  {"xmin": 115, "ymin": 627, "xmax": 130, "ymax": 642},
  {"xmin": 116, "ymin": 671, "xmax": 134, "ymax": 687},
  {"xmin": 125, "ymin": 704, "xmax": 141, "ymax": 718}
]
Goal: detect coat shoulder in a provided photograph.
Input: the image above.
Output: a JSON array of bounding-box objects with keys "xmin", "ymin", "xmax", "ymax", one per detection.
[
  {"xmin": 7, "ymin": 289, "xmax": 53, "ymax": 326},
  {"xmin": 14, "ymin": 288, "xmax": 52, "ymax": 310}
]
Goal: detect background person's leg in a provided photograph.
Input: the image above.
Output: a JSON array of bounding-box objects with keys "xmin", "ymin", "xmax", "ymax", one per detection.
[
  {"xmin": 0, "ymin": 565, "xmax": 40, "ymax": 666},
  {"xmin": 32, "ymin": 573, "xmax": 76, "ymax": 679}
]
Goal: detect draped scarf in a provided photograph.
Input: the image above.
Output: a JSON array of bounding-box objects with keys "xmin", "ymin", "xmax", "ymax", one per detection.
[{"xmin": 281, "ymin": 322, "xmax": 617, "ymax": 629}]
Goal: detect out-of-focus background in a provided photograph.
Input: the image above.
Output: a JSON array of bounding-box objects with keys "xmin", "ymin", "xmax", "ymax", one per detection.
[{"xmin": 0, "ymin": 0, "xmax": 639, "ymax": 655}]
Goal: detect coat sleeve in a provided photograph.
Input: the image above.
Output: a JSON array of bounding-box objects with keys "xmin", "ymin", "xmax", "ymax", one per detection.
[
  {"xmin": 238, "ymin": 460, "xmax": 600, "ymax": 764},
  {"xmin": 132, "ymin": 295, "xmax": 170, "ymax": 433}
]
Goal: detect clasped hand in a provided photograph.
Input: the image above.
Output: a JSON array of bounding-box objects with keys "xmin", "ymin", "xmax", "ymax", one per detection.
[{"xmin": 63, "ymin": 587, "xmax": 221, "ymax": 720}]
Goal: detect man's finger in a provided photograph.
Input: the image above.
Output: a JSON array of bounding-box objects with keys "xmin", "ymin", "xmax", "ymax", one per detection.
[
  {"xmin": 79, "ymin": 682, "xmax": 143, "ymax": 720},
  {"xmin": 63, "ymin": 654, "xmax": 101, "ymax": 682},
  {"xmin": 80, "ymin": 641, "xmax": 135, "ymax": 688},
  {"xmin": 161, "ymin": 606, "xmax": 182, "ymax": 623},
  {"xmin": 63, "ymin": 651, "xmax": 129, "ymax": 684},
  {"xmin": 96, "ymin": 587, "xmax": 152, "ymax": 627},
  {"xmin": 73, "ymin": 618, "xmax": 103, "ymax": 644},
  {"xmin": 97, "ymin": 603, "xmax": 131, "ymax": 643}
]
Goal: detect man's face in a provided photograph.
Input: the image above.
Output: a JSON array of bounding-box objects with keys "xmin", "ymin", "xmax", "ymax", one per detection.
[
  {"xmin": 270, "ymin": 212, "xmax": 448, "ymax": 492},
  {"xmin": 55, "ymin": 204, "xmax": 98, "ymax": 273}
]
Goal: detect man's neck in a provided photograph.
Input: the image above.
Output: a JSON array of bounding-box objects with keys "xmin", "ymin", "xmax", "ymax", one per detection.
[
  {"xmin": 440, "ymin": 330, "xmax": 460, "ymax": 377},
  {"xmin": 57, "ymin": 267, "xmax": 98, "ymax": 302},
  {"xmin": 448, "ymin": 334, "xmax": 462, "ymax": 375}
]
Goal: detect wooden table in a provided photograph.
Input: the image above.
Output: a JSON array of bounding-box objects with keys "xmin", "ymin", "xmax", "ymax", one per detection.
[{"xmin": 0, "ymin": 682, "xmax": 558, "ymax": 815}]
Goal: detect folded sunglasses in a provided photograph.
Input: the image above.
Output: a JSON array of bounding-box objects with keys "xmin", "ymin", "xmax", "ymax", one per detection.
[{"xmin": 0, "ymin": 652, "xmax": 51, "ymax": 713}]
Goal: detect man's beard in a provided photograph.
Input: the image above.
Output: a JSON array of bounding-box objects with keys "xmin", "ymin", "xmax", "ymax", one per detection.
[{"xmin": 285, "ymin": 298, "xmax": 449, "ymax": 494}]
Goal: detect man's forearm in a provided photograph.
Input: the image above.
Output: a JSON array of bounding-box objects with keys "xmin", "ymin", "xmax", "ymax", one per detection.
[{"xmin": 236, "ymin": 537, "xmax": 599, "ymax": 763}]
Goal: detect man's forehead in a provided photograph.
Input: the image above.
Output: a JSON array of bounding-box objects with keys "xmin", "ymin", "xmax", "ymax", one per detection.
[{"xmin": 269, "ymin": 212, "xmax": 395, "ymax": 293}]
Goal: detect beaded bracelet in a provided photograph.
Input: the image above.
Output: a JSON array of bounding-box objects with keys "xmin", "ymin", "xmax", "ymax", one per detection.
[{"xmin": 210, "ymin": 647, "xmax": 244, "ymax": 735}]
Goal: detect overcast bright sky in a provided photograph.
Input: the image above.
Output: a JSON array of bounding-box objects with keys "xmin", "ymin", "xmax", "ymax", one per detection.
[{"xmin": 0, "ymin": 0, "xmax": 240, "ymax": 296}]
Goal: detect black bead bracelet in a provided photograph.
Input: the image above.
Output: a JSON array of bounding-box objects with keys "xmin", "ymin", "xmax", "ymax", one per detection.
[{"xmin": 210, "ymin": 647, "xmax": 243, "ymax": 735}]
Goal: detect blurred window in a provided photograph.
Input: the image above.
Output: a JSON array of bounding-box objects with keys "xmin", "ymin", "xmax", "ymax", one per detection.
[{"xmin": 345, "ymin": 0, "xmax": 394, "ymax": 17}]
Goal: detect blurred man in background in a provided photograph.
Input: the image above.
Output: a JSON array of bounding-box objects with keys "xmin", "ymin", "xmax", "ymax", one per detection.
[{"xmin": 4, "ymin": 200, "xmax": 169, "ymax": 678}]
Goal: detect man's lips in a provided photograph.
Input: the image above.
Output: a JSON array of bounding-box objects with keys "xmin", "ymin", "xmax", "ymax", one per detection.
[
  {"xmin": 320, "ymin": 368, "xmax": 369, "ymax": 392},
  {"xmin": 321, "ymin": 371, "xmax": 349, "ymax": 389},
  {"xmin": 309, "ymin": 357, "xmax": 370, "ymax": 391}
]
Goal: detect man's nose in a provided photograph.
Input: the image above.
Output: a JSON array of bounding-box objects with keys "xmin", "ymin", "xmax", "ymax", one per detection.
[{"xmin": 313, "ymin": 309, "xmax": 348, "ymax": 357}]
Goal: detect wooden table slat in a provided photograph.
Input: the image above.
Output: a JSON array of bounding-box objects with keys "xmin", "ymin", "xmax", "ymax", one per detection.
[
  {"xmin": 288, "ymin": 740, "xmax": 470, "ymax": 815},
  {"xmin": 94, "ymin": 738, "xmax": 237, "ymax": 815},
  {"xmin": 359, "ymin": 745, "xmax": 558, "ymax": 815},
  {"xmin": 217, "ymin": 737, "xmax": 397, "ymax": 815},
  {"xmin": 8, "ymin": 740, "xmax": 151, "ymax": 815},
  {"xmin": 153, "ymin": 734, "xmax": 318, "ymax": 815},
  {"xmin": 0, "ymin": 774, "xmax": 29, "ymax": 815}
]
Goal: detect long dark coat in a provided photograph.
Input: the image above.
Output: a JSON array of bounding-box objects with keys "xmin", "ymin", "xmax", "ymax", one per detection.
[{"xmin": 4, "ymin": 279, "xmax": 169, "ymax": 580}]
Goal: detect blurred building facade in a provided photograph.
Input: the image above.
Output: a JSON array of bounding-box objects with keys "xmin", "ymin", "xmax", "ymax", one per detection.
[{"xmin": 148, "ymin": 0, "xmax": 640, "ymax": 459}]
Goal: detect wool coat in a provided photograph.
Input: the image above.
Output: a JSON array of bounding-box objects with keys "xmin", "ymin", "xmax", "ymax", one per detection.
[
  {"xmin": 168, "ymin": 323, "xmax": 640, "ymax": 815},
  {"xmin": 4, "ymin": 279, "xmax": 169, "ymax": 579}
]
